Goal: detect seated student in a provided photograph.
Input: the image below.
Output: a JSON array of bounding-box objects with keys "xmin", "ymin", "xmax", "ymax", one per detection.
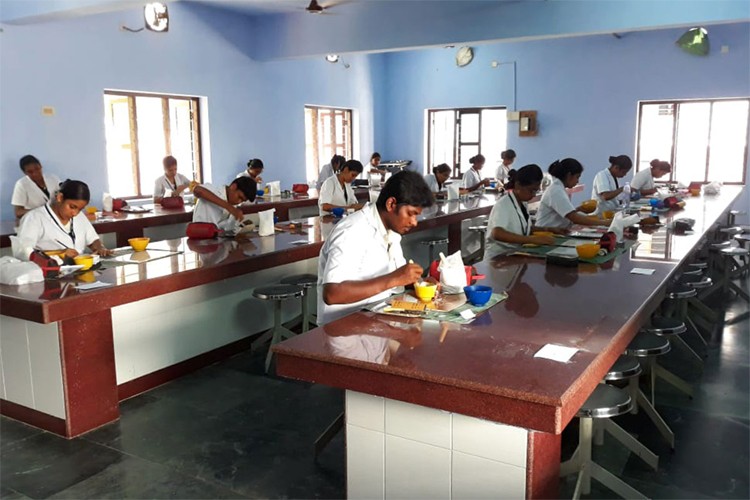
[
  {"xmin": 631, "ymin": 159, "xmax": 671, "ymax": 196},
  {"xmin": 192, "ymin": 177, "xmax": 257, "ymax": 231},
  {"xmin": 485, "ymin": 165, "xmax": 564, "ymax": 259},
  {"xmin": 11, "ymin": 155, "xmax": 61, "ymax": 220},
  {"xmin": 316, "ymin": 154, "xmax": 346, "ymax": 190},
  {"xmin": 536, "ymin": 158, "xmax": 610, "ymax": 229},
  {"xmin": 236, "ymin": 158, "xmax": 264, "ymax": 185},
  {"xmin": 319, "ymin": 159, "xmax": 364, "ymax": 215},
  {"xmin": 424, "ymin": 163, "xmax": 452, "ymax": 197},
  {"xmin": 153, "ymin": 155, "xmax": 191, "ymax": 203},
  {"xmin": 461, "ymin": 154, "xmax": 491, "ymax": 193},
  {"xmin": 495, "ymin": 149, "xmax": 516, "ymax": 185},
  {"xmin": 366, "ymin": 152, "xmax": 383, "ymax": 184},
  {"xmin": 592, "ymin": 155, "xmax": 633, "ymax": 216},
  {"xmin": 317, "ymin": 170, "xmax": 433, "ymax": 325},
  {"xmin": 14, "ymin": 180, "xmax": 113, "ymax": 260}
]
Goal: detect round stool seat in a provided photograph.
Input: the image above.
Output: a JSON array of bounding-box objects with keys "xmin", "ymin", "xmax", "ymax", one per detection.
[
  {"xmin": 667, "ymin": 284, "xmax": 697, "ymax": 299},
  {"xmin": 679, "ymin": 275, "xmax": 712, "ymax": 289},
  {"xmin": 681, "ymin": 267, "xmax": 703, "ymax": 276},
  {"xmin": 688, "ymin": 261, "xmax": 708, "ymax": 270},
  {"xmin": 281, "ymin": 274, "xmax": 318, "ymax": 289},
  {"xmin": 468, "ymin": 225, "xmax": 488, "ymax": 232},
  {"xmin": 719, "ymin": 226, "xmax": 743, "ymax": 235},
  {"xmin": 253, "ymin": 284, "xmax": 304, "ymax": 300},
  {"xmin": 720, "ymin": 246, "xmax": 750, "ymax": 257},
  {"xmin": 626, "ymin": 332, "xmax": 671, "ymax": 357},
  {"xmin": 710, "ymin": 241, "xmax": 731, "ymax": 250},
  {"xmin": 577, "ymin": 384, "xmax": 632, "ymax": 419},
  {"xmin": 729, "ymin": 210, "xmax": 746, "ymax": 216},
  {"xmin": 421, "ymin": 237, "xmax": 448, "ymax": 246},
  {"xmin": 735, "ymin": 234, "xmax": 750, "ymax": 244},
  {"xmin": 647, "ymin": 316, "xmax": 687, "ymax": 336},
  {"xmin": 604, "ymin": 355, "xmax": 641, "ymax": 381}
]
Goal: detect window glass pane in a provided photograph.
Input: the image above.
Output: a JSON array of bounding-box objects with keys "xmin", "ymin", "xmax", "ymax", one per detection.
[
  {"xmin": 459, "ymin": 145, "xmax": 479, "ymax": 175},
  {"xmin": 135, "ymin": 96, "xmax": 167, "ymax": 195},
  {"xmin": 674, "ymin": 102, "xmax": 710, "ymax": 185},
  {"xmin": 459, "ymin": 113, "xmax": 479, "ymax": 143},
  {"xmin": 430, "ymin": 110, "xmax": 456, "ymax": 172},
  {"xmin": 103, "ymin": 95, "xmax": 135, "ymax": 197},
  {"xmin": 480, "ymin": 109, "xmax": 507, "ymax": 173},
  {"xmin": 169, "ymin": 98, "xmax": 196, "ymax": 183},
  {"xmin": 708, "ymin": 100, "xmax": 749, "ymax": 183},
  {"xmin": 638, "ymin": 104, "xmax": 674, "ymax": 177}
]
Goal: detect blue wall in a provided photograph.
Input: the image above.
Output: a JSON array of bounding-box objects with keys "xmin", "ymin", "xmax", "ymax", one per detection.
[{"xmin": 381, "ymin": 23, "xmax": 750, "ymax": 208}]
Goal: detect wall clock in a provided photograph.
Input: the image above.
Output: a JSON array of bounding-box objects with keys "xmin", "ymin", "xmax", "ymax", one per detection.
[{"xmin": 456, "ymin": 46, "xmax": 474, "ymax": 67}]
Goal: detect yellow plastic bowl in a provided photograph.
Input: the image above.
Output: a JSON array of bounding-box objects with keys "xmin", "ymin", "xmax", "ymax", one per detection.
[
  {"xmin": 73, "ymin": 255, "xmax": 94, "ymax": 270},
  {"xmin": 576, "ymin": 243, "xmax": 601, "ymax": 259},
  {"xmin": 86, "ymin": 206, "xmax": 98, "ymax": 214},
  {"xmin": 579, "ymin": 200, "xmax": 597, "ymax": 214},
  {"xmin": 532, "ymin": 231, "xmax": 554, "ymax": 238},
  {"xmin": 128, "ymin": 237, "xmax": 150, "ymax": 252},
  {"xmin": 414, "ymin": 282, "xmax": 438, "ymax": 303},
  {"xmin": 689, "ymin": 188, "xmax": 701, "ymax": 197},
  {"xmin": 44, "ymin": 249, "xmax": 66, "ymax": 258},
  {"xmin": 602, "ymin": 210, "xmax": 615, "ymax": 219}
]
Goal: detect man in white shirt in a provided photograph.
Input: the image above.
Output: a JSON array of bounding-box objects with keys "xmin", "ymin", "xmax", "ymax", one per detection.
[
  {"xmin": 316, "ymin": 154, "xmax": 346, "ymax": 190},
  {"xmin": 11, "ymin": 155, "xmax": 61, "ymax": 220},
  {"xmin": 318, "ymin": 170, "xmax": 434, "ymax": 326},
  {"xmin": 192, "ymin": 177, "xmax": 257, "ymax": 231}
]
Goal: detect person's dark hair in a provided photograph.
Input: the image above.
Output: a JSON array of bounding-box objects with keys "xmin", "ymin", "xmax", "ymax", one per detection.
[
  {"xmin": 57, "ymin": 179, "xmax": 90, "ymax": 203},
  {"xmin": 341, "ymin": 159, "xmax": 364, "ymax": 174},
  {"xmin": 469, "ymin": 154, "xmax": 486, "ymax": 165},
  {"xmin": 247, "ymin": 158, "xmax": 264, "ymax": 171},
  {"xmin": 548, "ymin": 158, "xmax": 584, "ymax": 181},
  {"xmin": 230, "ymin": 176, "xmax": 257, "ymax": 202},
  {"xmin": 650, "ymin": 159, "xmax": 672, "ymax": 172},
  {"xmin": 505, "ymin": 164, "xmax": 542, "ymax": 190},
  {"xmin": 432, "ymin": 163, "xmax": 451, "ymax": 176},
  {"xmin": 163, "ymin": 155, "xmax": 177, "ymax": 168},
  {"xmin": 19, "ymin": 154, "xmax": 40, "ymax": 172},
  {"xmin": 370, "ymin": 152, "xmax": 381, "ymax": 161},
  {"xmin": 331, "ymin": 154, "xmax": 346, "ymax": 167},
  {"xmin": 501, "ymin": 149, "xmax": 517, "ymax": 161},
  {"xmin": 376, "ymin": 171, "xmax": 434, "ymax": 211},
  {"xmin": 609, "ymin": 155, "xmax": 632, "ymax": 171}
]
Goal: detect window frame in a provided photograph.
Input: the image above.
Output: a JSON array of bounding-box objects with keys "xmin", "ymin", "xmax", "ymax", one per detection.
[{"xmin": 304, "ymin": 105, "xmax": 353, "ymax": 181}]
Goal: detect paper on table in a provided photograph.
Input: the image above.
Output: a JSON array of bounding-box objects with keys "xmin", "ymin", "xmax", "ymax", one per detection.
[
  {"xmin": 534, "ymin": 344, "xmax": 578, "ymax": 363},
  {"xmin": 75, "ymin": 281, "xmax": 113, "ymax": 291},
  {"xmin": 630, "ymin": 268, "xmax": 656, "ymax": 276}
]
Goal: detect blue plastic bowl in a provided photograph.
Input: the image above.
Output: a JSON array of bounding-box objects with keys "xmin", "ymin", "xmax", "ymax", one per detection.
[
  {"xmin": 463, "ymin": 285, "xmax": 493, "ymax": 306},
  {"xmin": 257, "ymin": 189, "xmax": 265, "ymax": 197},
  {"xmin": 331, "ymin": 207, "xmax": 345, "ymax": 218}
]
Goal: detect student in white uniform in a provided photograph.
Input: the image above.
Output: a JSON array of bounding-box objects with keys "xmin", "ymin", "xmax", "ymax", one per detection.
[
  {"xmin": 365, "ymin": 152, "xmax": 384, "ymax": 185},
  {"xmin": 495, "ymin": 149, "xmax": 516, "ymax": 185},
  {"xmin": 631, "ymin": 159, "xmax": 671, "ymax": 196},
  {"xmin": 192, "ymin": 177, "xmax": 257, "ymax": 231},
  {"xmin": 318, "ymin": 160, "xmax": 364, "ymax": 215},
  {"xmin": 536, "ymin": 158, "xmax": 610, "ymax": 229},
  {"xmin": 485, "ymin": 165, "xmax": 562, "ymax": 259},
  {"xmin": 423, "ymin": 163, "xmax": 451, "ymax": 197},
  {"xmin": 236, "ymin": 158, "xmax": 264, "ymax": 186},
  {"xmin": 11, "ymin": 155, "xmax": 61, "ymax": 220},
  {"xmin": 592, "ymin": 155, "xmax": 633, "ymax": 216},
  {"xmin": 316, "ymin": 155, "xmax": 345, "ymax": 190},
  {"xmin": 461, "ymin": 154, "xmax": 491, "ymax": 193},
  {"xmin": 317, "ymin": 170, "xmax": 434, "ymax": 325},
  {"xmin": 153, "ymin": 155, "xmax": 191, "ymax": 203},
  {"xmin": 14, "ymin": 180, "xmax": 112, "ymax": 260}
]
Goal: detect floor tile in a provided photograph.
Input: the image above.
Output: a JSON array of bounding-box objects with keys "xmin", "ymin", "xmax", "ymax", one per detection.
[{"xmin": 0, "ymin": 418, "xmax": 43, "ymax": 450}]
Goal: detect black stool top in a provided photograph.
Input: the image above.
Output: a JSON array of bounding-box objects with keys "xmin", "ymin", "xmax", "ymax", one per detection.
[
  {"xmin": 626, "ymin": 332, "xmax": 671, "ymax": 357},
  {"xmin": 421, "ymin": 238, "xmax": 449, "ymax": 246},
  {"xmin": 735, "ymin": 234, "xmax": 750, "ymax": 243},
  {"xmin": 647, "ymin": 316, "xmax": 687, "ymax": 336},
  {"xmin": 281, "ymin": 274, "xmax": 318, "ymax": 288},
  {"xmin": 688, "ymin": 261, "xmax": 708, "ymax": 269},
  {"xmin": 719, "ymin": 226, "xmax": 744, "ymax": 235},
  {"xmin": 681, "ymin": 267, "xmax": 703, "ymax": 276},
  {"xmin": 667, "ymin": 284, "xmax": 697, "ymax": 299},
  {"xmin": 604, "ymin": 355, "xmax": 641, "ymax": 381},
  {"xmin": 720, "ymin": 246, "xmax": 750, "ymax": 256},
  {"xmin": 679, "ymin": 275, "xmax": 712, "ymax": 289},
  {"xmin": 730, "ymin": 210, "xmax": 747, "ymax": 216},
  {"xmin": 577, "ymin": 384, "xmax": 632, "ymax": 419},
  {"xmin": 253, "ymin": 284, "xmax": 304, "ymax": 300},
  {"xmin": 710, "ymin": 241, "xmax": 731, "ymax": 250}
]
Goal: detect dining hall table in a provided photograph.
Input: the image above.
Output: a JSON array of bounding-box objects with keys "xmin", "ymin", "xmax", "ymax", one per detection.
[{"xmin": 272, "ymin": 186, "xmax": 745, "ymax": 499}]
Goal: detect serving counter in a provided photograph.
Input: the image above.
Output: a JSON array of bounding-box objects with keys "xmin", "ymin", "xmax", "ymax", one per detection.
[{"xmin": 273, "ymin": 187, "xmax": 744, "ymax": 499}]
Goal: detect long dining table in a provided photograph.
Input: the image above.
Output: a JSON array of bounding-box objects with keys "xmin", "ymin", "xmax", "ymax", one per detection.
[{"xmin": 272, "ymin": 186, "xmax": 744, "ymax": 499}]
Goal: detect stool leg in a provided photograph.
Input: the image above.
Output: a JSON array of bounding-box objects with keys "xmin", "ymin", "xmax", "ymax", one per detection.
[
  {"xmin": 627, "ymin": 377, "xmax": 639, "ymax": 415},
  {"xmin": 265, "ymin": 300, "xmax": 283, "ymax": 372},
  {"xmin": 672, "ymin": 334, "xmax": 704, "ymax": 364},
  {"xmin": 636, "ymin": 389, "xmax": 675, "ymax": 449},
  {"xmin": 602, "ymin": 419, "xmax": 659, "ymax": 471},
  {"xmin": 590, "ymin": 462, "xmax": 648, "ymax": 499},
  {"xmin": 314, "ymin": 412, "xmax": 345, "ymax": 459},
  {"xmin": 579, "ymin": 417, "xmax": 593, "ymax": 496},
  {"xmin": 301, "ymin": 290, "xmax": 310, "ymax": 333},
  {"xmin": 654, "ymin": 360, "xmax": 694, "ymax": 398}
]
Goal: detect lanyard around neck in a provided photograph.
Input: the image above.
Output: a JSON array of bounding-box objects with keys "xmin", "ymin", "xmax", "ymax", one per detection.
[
  {"xmin": 508, "ymin": 193, "xmax": 529, "ymax": 235},
  {"xmin": 45, "ymin": 204, "xmax": 76, "ymax": 244}
]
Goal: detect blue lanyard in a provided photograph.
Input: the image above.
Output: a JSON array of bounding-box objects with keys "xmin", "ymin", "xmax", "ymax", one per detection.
[{"xmin": 45, "ymin": 204, "xmax": 76, "ymax": 244}]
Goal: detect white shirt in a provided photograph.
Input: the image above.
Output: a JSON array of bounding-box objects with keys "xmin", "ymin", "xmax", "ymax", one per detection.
[
  {"xmin": 14, "ymin": 203, "xmax": 100, "ymax": 260},
  {"xmin": 316, "ymin": 163, "xmax": 335, "ymax": 190},
  {"xmin": 11, "ymin": 173, "xmax": 61, "ymax": 210},
  {"xmin": 318, "ymin": 203, "xmax": 405, "ymax": 325},
  {"xmin": 536, "ymin": 177, "xmax": 577, "ymax": 229},
  {"xmin": 461, "ymin": 168, "xmax": 483, "ymax": 189},
  {"xmin": 153, "ymin": 173, "xmax": 190, "ymax": 200},
  {"xmin": 592, "ymin": 168, "xmax": 623, "ymax": 215},
  {"xmin": 423, "ymin": 174, "xmax": 446, "ymax": 193},
  {"xmin": 631, "ymin": 168, "xmax": 654, "ymax": 191},
  {"xmin": 318, "ymin": 174, "xmax": 357, "ymax": 215},
  {"xmin": 192, "ymin": 183, "xmax": 236, "ymax": 231},
  {"xmin": 495, "ymin": 164, "xmax": 511, "ymax": 184},
  {"xmin": 485, "ymin": 192, "xmax": 531, "ymax": 259}
]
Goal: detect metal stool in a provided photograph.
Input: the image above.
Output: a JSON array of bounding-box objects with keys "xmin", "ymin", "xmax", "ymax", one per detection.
[
  {"xmin": 420, "ymin": 237, "xmax": 448, "ymax": 269},
  {"xmin": 598, "ymin": 356, "xmax": 659, "ymax": 470},
  {"xmin": 718, "ymin": 226, "xmax": 744, "ymax": 241},
  {"xmin": 251, "ymin": 284, "xmax": 304, "ymax": 372},
  {"xmin": 467, "ymin": 225, "xmax": 488, "ymax": 263},
  {"xmin": 708, "ymin": 240, "xmax": 731, "ymax": 271},
  {"xmin": 678, "ymin": 274, "xmax": 716, "ymax": 341},
  {"xmin": 663, "ymin": 286, "xmax": 706, "ymax": 363},
  {"xmin": 560, "ymin": 384, "xmax": 646, "ymax": 499},
  {"xmin": 727, "ymin": 209, "xmax": 746, "ymax": 226},
  {"xmin": 281, "ymin": 274, "xmax": 318, "ymax": 333},
  {"xmin": 718, "ymin": 247, "xmax": 750, "ymax": 303},
  {"xmin": 645, "ymin": 317, "xmax": 694, "ymax": 399},
  {"xmin": 625, "ymin": 333, "xmax": 676, "ymax": 448}
]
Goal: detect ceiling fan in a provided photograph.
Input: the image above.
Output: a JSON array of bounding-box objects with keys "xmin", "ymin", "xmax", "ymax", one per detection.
[{"xmin": 304, "ymin": 0, "xmax": 350, "ymax": 15}]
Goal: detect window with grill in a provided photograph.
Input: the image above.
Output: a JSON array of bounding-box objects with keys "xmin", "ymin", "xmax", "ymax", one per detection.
[{"xmin": 304, "ymin": 106, "xmax": 353, "ymax": 183}]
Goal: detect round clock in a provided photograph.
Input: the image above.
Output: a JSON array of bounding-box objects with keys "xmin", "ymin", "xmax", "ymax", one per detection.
[{"xmin": 456, "ymin": 46, "xmax": 474, "ymax": 67}]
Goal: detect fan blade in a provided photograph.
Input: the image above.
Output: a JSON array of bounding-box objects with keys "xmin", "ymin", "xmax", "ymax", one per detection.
[{"xmin": 321, "ymin": 0, "xmax": 352, "ymax": 8}]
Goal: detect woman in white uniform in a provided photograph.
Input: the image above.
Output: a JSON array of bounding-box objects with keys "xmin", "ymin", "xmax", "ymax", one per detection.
[
  {"xmin": 461, "ymin": 154, "xmax": 490, "ymax": 193},
  {"xmin": 14, "ymin": 180, "xmax": 112, "ymax": 260},
  {"xmin": 319, "ymin": 160, "xmax": 364, "ymax": 215},
  {"xmin": 316, "ymin": 155, "xmax": 345, "ymax": 191},
  {"xmin": 366, "ymin": 152, "xmax": 384, "ymax": 185},
  {"xmin": 631, "ymin": 159, "xmax": 671, "ymax": 196},
  {"xmin": 153, "ymin": 155, "xmax": 191, "ymax": 203},
  {"xmin": 485, "ymin": 165, "xmax": 561, "ymax": 259},
  {"xmin": 495, "ymin": 149, "xmax": 516, "ymax": 185},
  {"xmin": 193, "ymin": 177, "xmax": 257, "ymax": 231},
  {"xmin": 592, "ymin": 155, "xmax": 633, "ymax": 216},
  {"xmin": 11, "ymin": 155, "xmax": 61, "ymax": 220},
  {"xmin": 536, "ymin": 158, "xmax": 609, "ymax": 229},
  {"xmin": 235, "ymin": 158, "xmax": 264, "ymax": 185},
  {"xmin": 423, "ymin": 163, "xmax": 451, "ymax": 197}
]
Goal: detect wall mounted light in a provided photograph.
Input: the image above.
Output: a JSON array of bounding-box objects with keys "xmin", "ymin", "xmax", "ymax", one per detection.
[
  {"xmin": 121, "ymin": 2, "xmax": 169, "ymax": 33},
  {"xmin": 325, "ymin": 54, "xmax": 340, "ymax": 63}
]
